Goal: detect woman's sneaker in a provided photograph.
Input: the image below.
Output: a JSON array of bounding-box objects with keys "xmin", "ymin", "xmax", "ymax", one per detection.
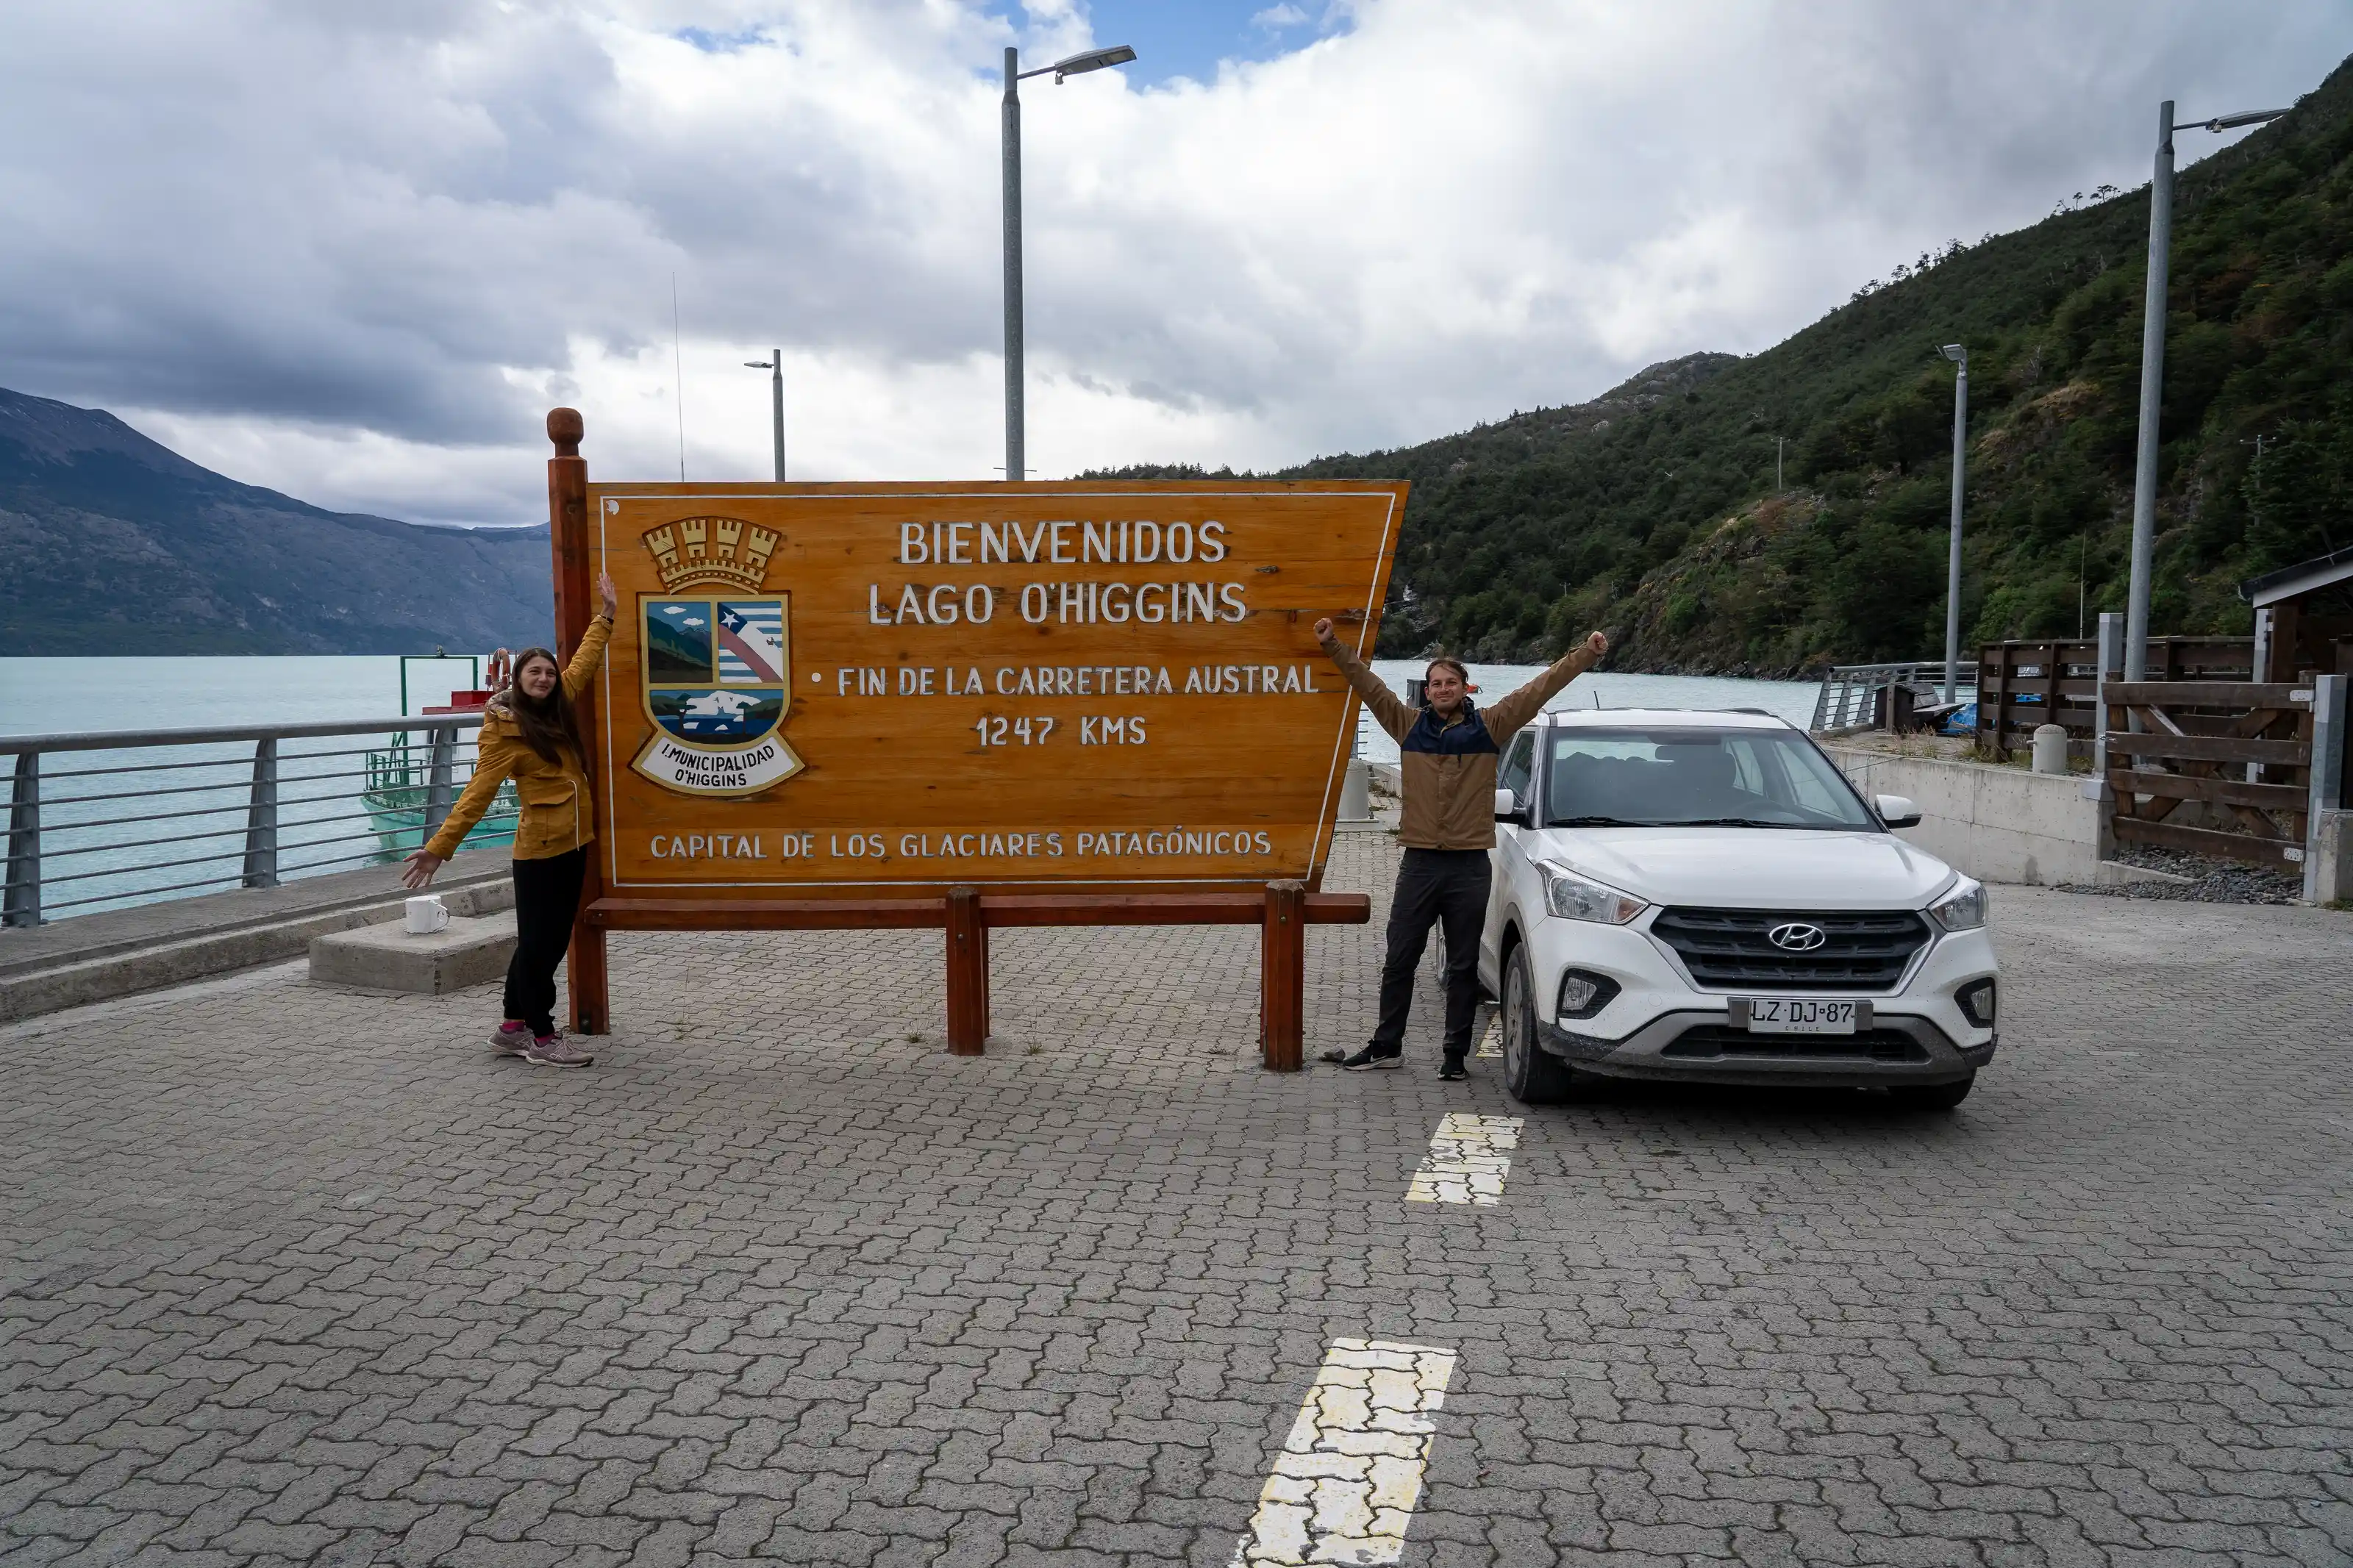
[
  {"xmin": 489, "ymin": 1023, "xmax": 535, "ymax": 1058},
  {"xmin": 524, "ymin": 1033, "xmax": 595, "ymax": 1069}
]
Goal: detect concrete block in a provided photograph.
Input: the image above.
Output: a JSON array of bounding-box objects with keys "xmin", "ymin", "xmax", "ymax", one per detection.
[
  {"xmin": 2310, "ymin": 809, "xmax": 2351, "ymax": 905},
  {"xmin": 1825, "ymin": 744, "xmax": 2107, "ymax": 887},
  {"xmin": 309, "ymin": 912, "xmax": 516, "ymax": 995},
  {"xmin": 1338, "ymin": 758, "xmax": 1371, "ymax": 821},
  {"xmin": 2093, "ymin": 860, "xmax": 2193, "ymax": 889}
]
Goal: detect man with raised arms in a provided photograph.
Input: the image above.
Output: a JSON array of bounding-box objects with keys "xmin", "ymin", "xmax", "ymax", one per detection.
[{"xmin": 1312, "ymin": 620, "xmax": 1610, "ymax": 1080}]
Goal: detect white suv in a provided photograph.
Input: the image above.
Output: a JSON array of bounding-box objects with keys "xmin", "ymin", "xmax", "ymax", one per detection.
[{"xmin": 1478, "ymin": 708, "xmax": 1998, "ymax": 1110}]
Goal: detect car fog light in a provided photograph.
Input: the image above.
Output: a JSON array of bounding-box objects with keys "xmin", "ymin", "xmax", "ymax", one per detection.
[
  {"xmin": 1556, "ymin": 969, "xmax": 1621, "ymax": 1020},
  {"xmin": 1956, "ymin": 978, "xmax": 1997, "ymax": 1028}
]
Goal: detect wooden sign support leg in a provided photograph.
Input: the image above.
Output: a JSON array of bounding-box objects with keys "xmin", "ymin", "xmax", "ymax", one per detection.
[
  {"xmin": 547, "ymin": 408, "xmax": 610, "ymax": 1036},
  {"xmin": 946, "ymin": 885, "xmax": 989, "ymax": 1055},
  {"xmin": 1260, "ymin": 879, "xmax": 1305, "ymax": 1072}
]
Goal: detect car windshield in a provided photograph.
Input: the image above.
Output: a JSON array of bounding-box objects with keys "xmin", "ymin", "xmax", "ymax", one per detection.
[{"xmin": 1543, "ymin": 726, "xmax": 1877, "ymax": 829}]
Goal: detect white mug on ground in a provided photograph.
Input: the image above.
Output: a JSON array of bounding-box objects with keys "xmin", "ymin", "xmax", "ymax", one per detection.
[{"xmin": 404, "ymin": 895, "xmax": 450, "ymax": 934}]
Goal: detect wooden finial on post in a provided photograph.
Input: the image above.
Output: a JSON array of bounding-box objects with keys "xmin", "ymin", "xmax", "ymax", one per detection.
[{"xmin": 548, "ymin": 406, "xmax": 583, "ymax": 458}]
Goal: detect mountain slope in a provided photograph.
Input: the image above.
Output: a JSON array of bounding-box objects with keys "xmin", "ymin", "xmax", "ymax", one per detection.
[
  {"xmin": 0, "ymin": 388, "xmax": 553, "ymax": 655},
  {"xmin": 1099, "ymin": 54, "xmax": 2353, "ymax": 673}
]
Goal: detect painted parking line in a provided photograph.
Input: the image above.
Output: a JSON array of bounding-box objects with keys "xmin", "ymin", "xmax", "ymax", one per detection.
[
  {"xmin": 1473, "ymin": 1014, "xmax": 1502, "ymax": 1058},
  {"xmin": 1228, "ymin": 1338, "xmax": 1458, "ymax": 1567},
  {"xmin": 1404, "ymin": 1113, "xmax": 1523, "ymax": 1206}
]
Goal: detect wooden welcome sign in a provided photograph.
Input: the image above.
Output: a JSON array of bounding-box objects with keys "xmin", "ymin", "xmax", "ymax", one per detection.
[{"xmin": 541, "ymin": 411, "xmax": 1401, "ymax": 1064}]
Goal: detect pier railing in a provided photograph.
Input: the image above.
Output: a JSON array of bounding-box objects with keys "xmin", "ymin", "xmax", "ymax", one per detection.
[
  {"xmin": 1810, "ymin": 662, "xmax": 1974, "ymax": 732},
  {"xmin": 1, "ymin": 715, "xmax": 518, "ymax": 927}
]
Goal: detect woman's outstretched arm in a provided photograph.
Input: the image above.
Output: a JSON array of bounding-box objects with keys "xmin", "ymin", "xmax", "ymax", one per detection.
[
  {"xmin": 561, "ymin": 571, "xmax": 618, "ymax": 700},
  {"xmin": 403, "ymin": 726, "xmax": 520, "ymax": 886}
]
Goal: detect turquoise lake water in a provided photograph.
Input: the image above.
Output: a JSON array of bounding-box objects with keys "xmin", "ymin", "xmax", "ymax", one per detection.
[{"xmin": 0, "ymin": 656, "xmax": 1820, "ymax": 919}]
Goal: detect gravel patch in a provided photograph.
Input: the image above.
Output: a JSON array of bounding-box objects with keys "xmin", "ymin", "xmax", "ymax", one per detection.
[{"xmin": 2060, "ymin": 844, "xmax": 2305, "ymax": 904}]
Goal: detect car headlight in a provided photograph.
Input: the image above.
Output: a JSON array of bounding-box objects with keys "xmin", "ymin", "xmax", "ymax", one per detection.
[
  {"xmin": 1539, "ymin": 864, "xmax": 1647, "ymax": 925},
  {"xmin": 1927, "ymin": 877, "xmax": 1988, "ymax": 931}
]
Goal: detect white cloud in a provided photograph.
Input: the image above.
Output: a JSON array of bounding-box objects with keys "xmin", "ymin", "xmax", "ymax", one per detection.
[
  {"xmin": 1, "ymin": 0, "xmax": 2345, "ymax": 526},
  {"xmin": 1253, "ymin": 4, "xmax": 1311, "ymax": 31}
]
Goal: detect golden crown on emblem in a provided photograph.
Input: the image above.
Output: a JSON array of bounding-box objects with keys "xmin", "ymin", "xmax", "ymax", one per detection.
[{"xmin": 640, "ymin": 517, "xmax": 779, "ymax": 593}]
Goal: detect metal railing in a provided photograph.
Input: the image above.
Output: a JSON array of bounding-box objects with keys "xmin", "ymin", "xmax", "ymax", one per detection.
[
  {"xmin": 1810, "ymin": 662, "xmax": 1975, "ymax": 732},
  {"xmin": 1, "ymin": 715, "xmax": 521, "ymax": 927}
]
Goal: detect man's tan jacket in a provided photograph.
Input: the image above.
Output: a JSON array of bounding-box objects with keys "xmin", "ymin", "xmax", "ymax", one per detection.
[{"xmin": 1321, "ymin": 634, "xmax": 1598, "ymax": 851}]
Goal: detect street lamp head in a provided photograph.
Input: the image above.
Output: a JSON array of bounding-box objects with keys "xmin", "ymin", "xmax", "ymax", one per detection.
[
  {"xmin": 1049, "ymin": 43, "xmax": 1137, "ymax": 82},
  {"xmin": 2189, "ymin": 107, "xmax": 2290, "ymax": 133},
  {"xmin": 745, "ymin": 359, "xmax": 774, "ymax": 369},
  {"xmin": 1940, "ymin": 343, "xmax": 1966, "ymax": 365}
]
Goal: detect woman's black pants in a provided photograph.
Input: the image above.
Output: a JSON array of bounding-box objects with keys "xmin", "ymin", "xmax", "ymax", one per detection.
[{"xmin": 504, "ymin": 848, "xmax": 588, "ymax": 1036}]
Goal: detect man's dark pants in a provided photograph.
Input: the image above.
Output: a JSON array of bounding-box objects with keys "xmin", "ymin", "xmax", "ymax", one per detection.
[{"xmin": 1369, "ymin": 847, "xmax": 1492, "ymax": 1062}]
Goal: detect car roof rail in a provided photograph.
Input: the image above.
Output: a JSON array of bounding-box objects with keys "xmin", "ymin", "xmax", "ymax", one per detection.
[{"xmin": 1729, "ymin": 706, "xmax": 1779, "ymax": 717}]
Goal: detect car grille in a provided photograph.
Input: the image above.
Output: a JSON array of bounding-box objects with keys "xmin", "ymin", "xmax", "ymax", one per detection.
[
  {"xmin": 1662, "ymin": 1025, "xmax": 1927, "ymax": 1063},
  {"xmin": 1649, "ymin": 907, "xmax": 1931, "ymax": 992}
]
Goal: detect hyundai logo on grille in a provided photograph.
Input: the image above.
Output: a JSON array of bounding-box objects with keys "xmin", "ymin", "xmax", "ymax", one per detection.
[{"xmin": 1768, "ymin": 922, "xmax": 1828, "ymax": 952}]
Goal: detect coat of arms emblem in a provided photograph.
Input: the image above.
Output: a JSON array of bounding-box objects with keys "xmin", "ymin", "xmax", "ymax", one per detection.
[{"xmin": 630, "ymin": 517, "xmax": 804, "ymax": 795}]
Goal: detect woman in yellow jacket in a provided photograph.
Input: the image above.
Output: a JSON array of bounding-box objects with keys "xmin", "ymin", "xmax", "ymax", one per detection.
[{"xmin": 403, "ymin": 572, "xmax": 615, "ymax": 1067}]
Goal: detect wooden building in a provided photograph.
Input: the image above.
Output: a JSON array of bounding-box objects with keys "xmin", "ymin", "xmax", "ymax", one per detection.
[{"xmin": 2241, "ymin": 543, "xmax": 2353, "ymax": 681}]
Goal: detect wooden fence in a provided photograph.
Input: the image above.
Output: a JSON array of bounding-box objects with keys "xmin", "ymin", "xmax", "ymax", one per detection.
[
  {"xmin": 1976, "ymin": 636, "xmax": 2253, "ymax": 760},
  {"xmin": 2104, "ymin": 679, "xmax": 2326, "ymax": 870}
]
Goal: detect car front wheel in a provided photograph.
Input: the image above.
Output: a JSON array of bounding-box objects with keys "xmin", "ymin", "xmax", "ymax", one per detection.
[{"xmin": 1502, "ymin": 942, "xmax": 1582, "ymax": 1106}]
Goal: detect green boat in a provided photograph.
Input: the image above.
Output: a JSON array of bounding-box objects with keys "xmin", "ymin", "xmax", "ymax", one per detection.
[{"xmin": 364, "ymin": 654, "xmax": 521, "ymax": 862}]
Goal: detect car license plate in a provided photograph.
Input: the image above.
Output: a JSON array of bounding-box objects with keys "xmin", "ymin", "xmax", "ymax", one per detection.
[{"xmin": 1739, "ymin": 998, "xmax": 1860, "ymax": 1034}]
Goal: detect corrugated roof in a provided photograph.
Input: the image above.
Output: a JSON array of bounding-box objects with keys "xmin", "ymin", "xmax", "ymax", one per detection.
[{"xmin": 2239, "ymin": 544, "xmax": 2353, "ymax": 608}]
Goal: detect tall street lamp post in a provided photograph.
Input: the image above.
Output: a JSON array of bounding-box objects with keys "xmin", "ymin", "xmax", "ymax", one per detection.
[
  {"xmin": 743, "ymin": 351, "xmax": 784, "ymax": 482},
  {"xmin": 1940, "ymin": 344, "xmax": 1968, "ymax": 704},
  {"xmin": 1001, "ymin": 42, "xmax": 1137, "ymax": 482},
  {"xmin": 2123, "ymin": 100, "xmax": 2288, "ymax": 680}
]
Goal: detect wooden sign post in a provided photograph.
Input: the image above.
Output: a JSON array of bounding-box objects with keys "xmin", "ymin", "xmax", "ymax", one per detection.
[{"xmin": 543, "ymin": 411, "xmax": 1402, "ymax": 1068}]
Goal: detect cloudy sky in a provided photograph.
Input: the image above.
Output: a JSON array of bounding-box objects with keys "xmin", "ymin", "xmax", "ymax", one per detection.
[{"xmin": 4, "ymin": 1, "xmax": 2346, "ymax": 526}]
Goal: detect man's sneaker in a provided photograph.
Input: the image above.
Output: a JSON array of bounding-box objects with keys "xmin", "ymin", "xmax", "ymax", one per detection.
[
  {"xmin": 1336, "ymin": 1046, "xmax": 1402, "ymax": 1071},
  {"xmin": 524, "ymin": 1033, "xmax": 595, "ymax": 1069},
  {"xmin": 489, "ymin": 1022, "xmax": 534, "ymax": 1057},
  {"xmin": 1438, "ymin": 1059, "xmax": 1469, "ymax": 1081}
]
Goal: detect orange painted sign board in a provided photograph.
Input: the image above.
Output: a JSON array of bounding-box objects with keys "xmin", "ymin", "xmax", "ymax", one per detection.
[{"xmin": 585, "ymin": 481, "xmax": 1407, "ymax": 898}]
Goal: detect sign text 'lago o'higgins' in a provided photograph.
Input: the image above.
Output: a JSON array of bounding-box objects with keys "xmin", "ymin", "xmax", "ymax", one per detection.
[{"xmin": 588, "ymin": 482, "xmax": 1407, "ymax": 895}]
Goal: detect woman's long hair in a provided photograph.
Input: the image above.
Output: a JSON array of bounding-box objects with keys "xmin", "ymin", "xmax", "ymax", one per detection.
[{"xmin": 502, "ymin": 648, "xmax": 587, "ymax": 765}]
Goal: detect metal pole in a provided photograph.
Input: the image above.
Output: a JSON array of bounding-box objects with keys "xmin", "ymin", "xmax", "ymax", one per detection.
[
  {"xmin": 241, "ymin": 737, "xmax": 279, "ymax": 889},
  {"xmin": 423, "ymin": 726, "xmax": 457, "ymax": 845},
  {"xmin": 2125, "ymin": 100, "xmax": 2174, "ymax": 683},
  {"xmin": 770, "ymin": 348, "xmax": 785, "ymax": 482},
  {"xmin": 1943, "ymin": 350, "xmax": 1967, "ymax": 704},
  {"xmin": 1001, "ymin": 47, "xmax": 1025, "ymax": 484},
  {"xmin": 2306, "ymin": 674, "xmax": 2346, "ymax": 903},
  {"xmin": 4, "ymin": 751, "xmax": 37, "ymax": 928}
]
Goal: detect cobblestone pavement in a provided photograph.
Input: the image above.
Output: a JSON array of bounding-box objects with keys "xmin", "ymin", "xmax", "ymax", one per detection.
[{"xmin": 5, "ymin": 833, "xmax": 2352, "ymax": 1567}]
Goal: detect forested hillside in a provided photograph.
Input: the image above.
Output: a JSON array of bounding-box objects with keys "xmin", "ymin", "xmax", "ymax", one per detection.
[{"xmin": 1093, "ymin": 55, "xmax": 2353, "ymax": 673}]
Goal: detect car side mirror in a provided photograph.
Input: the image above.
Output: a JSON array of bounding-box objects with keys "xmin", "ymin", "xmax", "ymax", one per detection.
[
  {"xmin": 1493, "ymin": 787, "xmax": 1529, "ymax": 826},
  {"xmin": 1876, "ymin": 793, "xmax": 1923, "ymax": 829}
]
